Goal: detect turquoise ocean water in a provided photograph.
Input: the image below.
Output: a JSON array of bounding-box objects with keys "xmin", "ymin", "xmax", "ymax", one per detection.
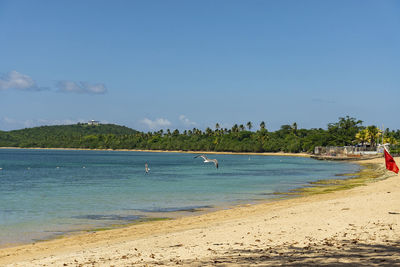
[{"xmin": 0, "ymin": 149, "xmax": 359, "ymax": 246}]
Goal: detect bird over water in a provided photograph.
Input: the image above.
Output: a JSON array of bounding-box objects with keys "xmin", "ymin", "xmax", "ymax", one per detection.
[{"xmin": 194, "ymin": 155, "xmax": 219, "ymax": 168}]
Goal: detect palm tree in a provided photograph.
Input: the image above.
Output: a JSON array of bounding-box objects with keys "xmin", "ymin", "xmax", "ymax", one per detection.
[
  {"xmin": 246, "ymin": 121, "xmax": 252, "ymax": 131},
  {"xmin": 383, "ymin": 136, "xmax": 398, "ymax": 145},
  {"xmin": 260, "ymin": 121, "xmax": 266, "ymax": 130},
  {"xmin": 232, "ymin": 124, "xmax": 239, "ymax": 133},
  {"xmin": 355, "ymin": 129, "xmax": 368, "ymax": 146},
  {"xmin": 192, "ymin": 128, "xmax": 201, "ymax": 136},
  {"xmin": 172, "ymin": 129, "xmax": 179, "ymax": 136},
  {"xmin": 366, "ymin": 125, "xmax": 382, "ymax": 148}
]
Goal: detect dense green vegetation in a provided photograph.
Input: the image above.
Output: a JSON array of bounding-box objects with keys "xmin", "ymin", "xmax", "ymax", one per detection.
[
  {"xmin": 0, "ymin": 124, "xmax": 138, "ymax": 148},
  {"xmin": 0, "ymin": 117, "xmax": 399, "ymax": 153}
]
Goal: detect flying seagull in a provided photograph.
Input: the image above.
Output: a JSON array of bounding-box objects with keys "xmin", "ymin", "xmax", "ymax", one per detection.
[{"xmin": 194, "ymin": 155, "xmax": 218, "ymax": 169}]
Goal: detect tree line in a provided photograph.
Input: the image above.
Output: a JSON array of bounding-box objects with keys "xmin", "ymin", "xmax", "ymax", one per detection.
[{"xmin": 0, "ymin": 117, "xmax": 399, "ymax": 153}]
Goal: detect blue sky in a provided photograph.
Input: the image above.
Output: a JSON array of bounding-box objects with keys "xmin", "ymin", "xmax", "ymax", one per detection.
[{"xmin": 0, "ymin": 0, "xmax": 399, "ymax": 132}]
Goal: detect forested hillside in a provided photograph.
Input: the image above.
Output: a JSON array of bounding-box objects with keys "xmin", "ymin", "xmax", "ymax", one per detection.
[
  {"xmin": 0, "ymin": 117, "xmax": 399, "ymax": 153},
  {"xmin": 0, "ymin": 124, "xmax": 138, "ymax": 148}
]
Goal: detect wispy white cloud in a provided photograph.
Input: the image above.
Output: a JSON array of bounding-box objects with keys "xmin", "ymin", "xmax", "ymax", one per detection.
[
  {"xmin": 56, "ymin": 81, "xmax": 107, "ymax": 94},
  {"xmin": 140, "ymin": 118, "xmax": 171, "ymax": 130},
  {"xmin": 0, "ymin": 70, "xmax": 107, "ymax": 94},
  {"xmin": 179, "ymin": 115, "xmax": 197, "ymax": 126},
  {"xmin": 0, "ymin": 71, "xmax": 44, "ymax": 91}
]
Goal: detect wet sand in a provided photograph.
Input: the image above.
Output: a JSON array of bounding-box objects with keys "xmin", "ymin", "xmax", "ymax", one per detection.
[{"xmin": 0, "ymin": 157, "xmax": 399, "ymax": 266}]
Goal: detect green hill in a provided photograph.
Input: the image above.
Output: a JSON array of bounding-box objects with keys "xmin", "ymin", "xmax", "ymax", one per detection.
[
  {"xmin": 0, "ymin": 123, "xmax": 139, "ymax": 148},
  {"xmin": 1, "ymin": 117, "xmax": 399, "ymax": 153}
]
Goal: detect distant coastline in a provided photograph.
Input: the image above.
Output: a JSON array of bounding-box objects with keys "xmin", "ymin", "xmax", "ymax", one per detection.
[
  {"xmin": 3, "ymin": 117, "xmax": 392, "ymax": 155},
  {"xmin": 0, "ymin": 146, "xmax": 311, "ymax": 158}
]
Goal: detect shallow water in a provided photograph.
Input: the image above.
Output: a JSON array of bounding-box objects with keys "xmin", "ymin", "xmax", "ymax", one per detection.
[{"xmin": 0, "ymin": 149, "xmax": 359, "ymax": 246}]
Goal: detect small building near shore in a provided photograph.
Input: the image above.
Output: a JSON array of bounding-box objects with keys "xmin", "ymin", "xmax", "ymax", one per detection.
[{"xmin": 314, "ymin": 145, "xmax": 379, "ymax": 157}]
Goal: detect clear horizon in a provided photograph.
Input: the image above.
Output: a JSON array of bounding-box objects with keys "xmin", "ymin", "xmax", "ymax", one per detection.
[{"xmin": 0, "ymin": 1, "xmax": 399, "ymax": 132}]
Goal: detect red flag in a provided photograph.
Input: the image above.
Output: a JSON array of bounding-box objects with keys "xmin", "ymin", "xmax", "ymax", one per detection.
[{"xmin": 384, "ymin": 149, "xmax": 399, "ymax": 174}]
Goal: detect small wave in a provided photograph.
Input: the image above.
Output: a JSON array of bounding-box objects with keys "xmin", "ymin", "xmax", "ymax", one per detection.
[{"xmin": 72, "ymin": 214, "xmax": 143, "ymax": 221}]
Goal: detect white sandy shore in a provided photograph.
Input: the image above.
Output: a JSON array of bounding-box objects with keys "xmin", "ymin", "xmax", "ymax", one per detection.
[
  {"xmin": 0, "ymin": 157, "xmax": 399, "ymax": 266},
  {"xmin": 0, "ymin": 146, "xmax": 311, "ymax": 158}
]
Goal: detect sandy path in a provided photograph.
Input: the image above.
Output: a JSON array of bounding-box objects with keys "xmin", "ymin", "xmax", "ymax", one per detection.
[{"xmin": 1, "ymin": 157, "xmax": 399, "ymax": 266}]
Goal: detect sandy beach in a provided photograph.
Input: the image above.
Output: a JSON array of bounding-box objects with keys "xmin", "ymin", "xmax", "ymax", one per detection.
[
  {"xmin": 0, "ymin": 146, "xmax": 311, "ymax": 158},
  {"xmin": 0, "ymin": 156, "xmax": 399, "ymax": 266}
]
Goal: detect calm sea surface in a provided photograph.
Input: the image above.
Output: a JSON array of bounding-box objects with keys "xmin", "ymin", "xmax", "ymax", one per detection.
[{"xmin": 0, "ymin": 149, "xmax": 359, "ymax": 246}]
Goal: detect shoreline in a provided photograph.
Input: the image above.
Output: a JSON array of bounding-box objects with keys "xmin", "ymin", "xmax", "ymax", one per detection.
[
  {"xmin": 0, "ymin": 146, "xmax": 311, "ymax": 158},
  {"xmin": 1, "ymin": 156, "xmax": 398, "ymax": 265},
  {"xmin": 0, "ymin": 148, "xmax": 348, "ymax": 248}
]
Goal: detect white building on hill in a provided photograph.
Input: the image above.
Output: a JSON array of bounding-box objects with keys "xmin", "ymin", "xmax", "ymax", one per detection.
[{"xmin": 88, "ymin": 120, "xmax": 100, "ymax": 126}]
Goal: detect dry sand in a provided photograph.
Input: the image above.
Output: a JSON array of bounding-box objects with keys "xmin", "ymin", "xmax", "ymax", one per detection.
[{"xmin": 1, "ymin": 156, "xmax": 399, "ymax": 266}]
